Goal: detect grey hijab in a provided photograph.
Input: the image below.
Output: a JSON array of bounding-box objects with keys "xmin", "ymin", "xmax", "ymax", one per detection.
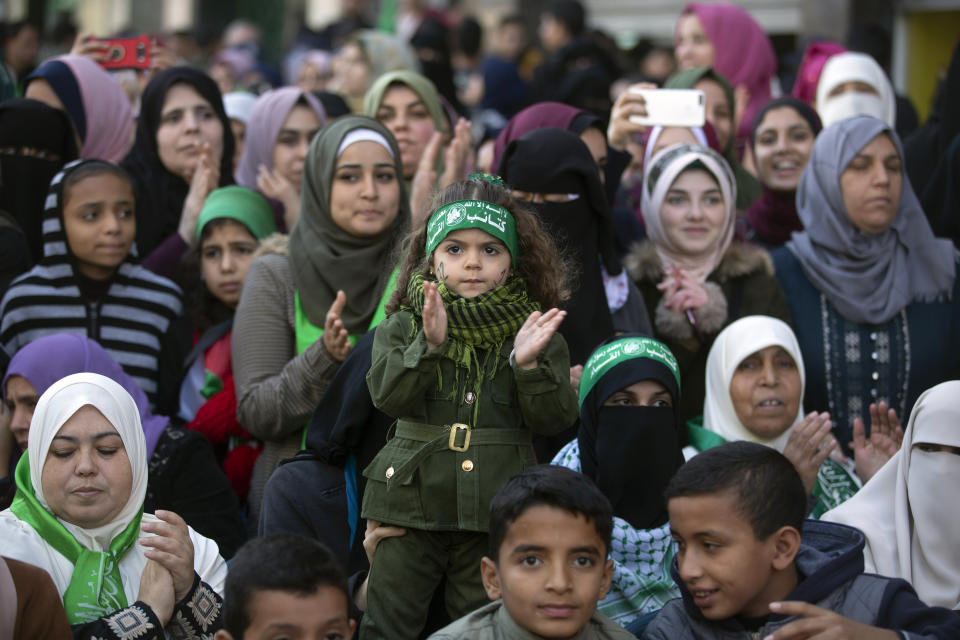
[{"xmin": 787, "ymin": 116, "xmax": 956, "ymax": 324}]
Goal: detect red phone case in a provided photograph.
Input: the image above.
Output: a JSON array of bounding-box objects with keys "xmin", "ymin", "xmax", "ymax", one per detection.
[{"xmin": 97, "ymin": 35, "xmax": 150, "ymax": 70}]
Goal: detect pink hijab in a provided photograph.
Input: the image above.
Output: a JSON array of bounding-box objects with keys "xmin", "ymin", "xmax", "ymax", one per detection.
[
  {"xmin": 791, "ymin": 41, "xmax": 847, "ymax": 106},
  {"xmin": 679, "ymin": 3, "xmax": 777, "ymax": 144},
  {"xmin": 56, "ymin": 55, "xmax": 134, "ymax": 163},
  {"xmin": 235, "ymin": 87, "xmax": 326, "ymax": 189}
]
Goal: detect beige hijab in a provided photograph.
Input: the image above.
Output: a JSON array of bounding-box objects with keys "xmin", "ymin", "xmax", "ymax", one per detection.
[
  {"xmin": 824, "ymin": 381, "xmax": 960, "ymax": 610},
  {"xmin": 640, "ymin": 143, "xmax": 736, "ymax": 282}
]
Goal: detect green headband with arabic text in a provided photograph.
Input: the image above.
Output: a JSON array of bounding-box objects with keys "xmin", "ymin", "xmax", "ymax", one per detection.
[
  {"xmin": 425, "ymin": 199, "xmax": 519, "ymax": 266},
  {"xmin": 579, "ymin": 336, "xmax": 682, "ymax": 407}
]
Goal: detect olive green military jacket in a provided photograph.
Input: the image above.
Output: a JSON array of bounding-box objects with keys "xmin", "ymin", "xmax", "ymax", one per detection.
[{"xmin": 362, "ymin": 310, "xmax": 579, "ymax": 532}]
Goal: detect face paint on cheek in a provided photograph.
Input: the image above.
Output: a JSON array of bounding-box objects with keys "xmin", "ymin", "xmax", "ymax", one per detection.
[
  {"xmin": 437, "ymin": 262, "xmax": 447, "ymax": 282},
  {"xmin": 496, "ymin": 268, "xmax": 507, "ymax": 285}
]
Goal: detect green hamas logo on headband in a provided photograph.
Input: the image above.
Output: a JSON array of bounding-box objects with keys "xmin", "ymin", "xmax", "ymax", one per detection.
[
  {"xmin": 426, "ymin": 199, "xmax": 519, "ymax": 266},
  {"xmin": 578, "ymin": 337, "xmax": 681, "ymax": 407}
]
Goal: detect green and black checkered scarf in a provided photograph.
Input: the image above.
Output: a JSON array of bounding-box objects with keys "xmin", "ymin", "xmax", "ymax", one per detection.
[{"xmin": 403, "ymin": 272, "xmax": 540, "ymax": 406}]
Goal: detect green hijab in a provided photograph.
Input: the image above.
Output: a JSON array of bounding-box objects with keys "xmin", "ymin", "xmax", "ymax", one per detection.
[
  {"xmin": 665, "ymin": 66, "xmax": 762, "ymax": 209},
  {"xmin": 363, "ymin": 70, "xmax": 449, "ymax": 187},
  {"xmin": 363, "ymin": 70, "xmax": 448, "ymax": 135},
  {"xmin": 289, "ymin": 115, "xmax": 411, "ymax": 332}
]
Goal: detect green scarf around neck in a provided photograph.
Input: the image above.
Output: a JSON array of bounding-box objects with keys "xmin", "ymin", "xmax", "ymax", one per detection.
[
  {"xmin": 403, "ymin": 272, "xmax": 539, "ymax": 399},
  {"xmin": 10, "ymin": 455, "xmax": 142, "ymax": 624}
]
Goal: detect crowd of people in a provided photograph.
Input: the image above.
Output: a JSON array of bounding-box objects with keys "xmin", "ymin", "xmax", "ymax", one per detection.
[{"xmin": 1, "ymin": 1, "xmax": 959, "ymax": 638}]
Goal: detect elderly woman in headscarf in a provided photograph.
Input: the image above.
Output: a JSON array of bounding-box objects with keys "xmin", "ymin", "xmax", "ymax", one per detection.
[
  {"xmin": 235, "ymin": 86, "xmax": 326, "ymax": 230},
  {"xmin": 24, "ymin": 54, "xmax": 134, "ymax": 163},
  {"xmin": 815, "ymin": 52, "xmax": 896, "ymax": 130},
  {"xmin": 0, "ymin": 373, "xmax": 226, "ymax": 639},
  {"xmin": 627, "ymin": 143, "xmax": 789, "ymax": 424},
  {"xmin": 772, "ymin": 116, "xmax": 960, "ymax": 456},
  {"xmin": 824, "ymin": 380, "xmax": 960, "ymax": 611},
  {"xmin": 232, "ymin": 115, "xmax": 409, "ymax": 526},
  {"xmin": 744, "ymin": 97, "xmax": 823, "ymax": 247},
  {"xmin": 696, "ymin": 316, "xmax": 864, "ymax": 518},
  {"xmin": 122, "ymin": 67, "xmax": 235, "ymax": 281},
  {"xmin": 2, "ymin": 333, "xmax": 245, "ymax": 558},
  {"xmin": 552, "ymin": 335, "xmax": 684, "ymax": 629}
]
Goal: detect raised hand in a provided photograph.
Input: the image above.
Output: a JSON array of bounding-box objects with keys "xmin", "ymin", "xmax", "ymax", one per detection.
[
  {"xmin": 409, "ymin": 131, "xmax": 444, "ymax": 227},
  {"xmin": 439, "ymin": 118, "xmax": 472, "ymax": 188},
  {"xmin": 782, "ymin": 412, "xmax": 835, "ymax": 496},
  {"xmin": 256, "ymin": 164, "xmax": 301, "ymax": 229},
  {"xmin": 137, "ymin": 559, "xmax": 175, "ymax": 626},
  {"xmin": 514, "ymin": 308, "xmax": 566, "ymax": 371},
  {"xmin": 140, "ymin": 510, "xmax": 195, "ymax": 604},
  {"xmin": 177, "ymin": 142, "xmax": 218, "ymax": 245},
  {"xmin": 323, "ymin": 290, "xmax": 353, "ymax": 362},
  {"xmin": 607, "ymin": 82, "xmax": 654, "ymax": 151},
  {"xmin": 850, "ymin": 402, "xmax": 903, "ymax": 484},
  {"xmin": 70, "ymin": 33, "xmax": 109, "ymax": 63},
  {"xmin": 422, "ymin": 281, "xmax": 448, "ymax": 350}
]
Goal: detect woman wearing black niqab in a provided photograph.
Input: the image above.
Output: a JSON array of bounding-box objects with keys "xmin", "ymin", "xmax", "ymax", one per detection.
[{"xmin": 498, "ymin": 127, "xmax": 651, "ymax": 367}]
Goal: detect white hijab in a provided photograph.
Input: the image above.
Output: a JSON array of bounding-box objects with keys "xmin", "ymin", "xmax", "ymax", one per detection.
[
  {"xmin": 0, "ymin": 372, "xmax": 227, "ymax": 598},
  {"xmin": 815, "ymin": 52, "xmax": 896, "ymax": 129},
  {"xmin": 824, "ymin": 381, "xmax": 960, "ymax": 610},
  {"xmin": 27, "ymin": 372, "xmax": 148, "ymax": 552},
  {"xmin": 702, "ymin": 316, "xmax": 805, "ymax": 452}
]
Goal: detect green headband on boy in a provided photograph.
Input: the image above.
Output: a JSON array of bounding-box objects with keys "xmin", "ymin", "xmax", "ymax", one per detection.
[
  {"xmin": 425, "ymin": 199, "xmax": 519, "ymax": 267},
  {"xmin": 194, "ymin": 185, "xmax": 277, "ymax": 242},
  {"xmin": 578, "ymin": 336, "xmax": 681, "ymax": 407}
]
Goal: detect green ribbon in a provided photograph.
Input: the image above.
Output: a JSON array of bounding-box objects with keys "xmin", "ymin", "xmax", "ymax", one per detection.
[
  {"xmin": 10, "ymin": 456, "xmax": 142, "ymax": 624},
  {"xmin": 579, "ymin": 337, "xmax": 681, "ymax": 407},
  {"xmin": 425, "ymin": 199, "xmax": 518, "ymax": 266}
]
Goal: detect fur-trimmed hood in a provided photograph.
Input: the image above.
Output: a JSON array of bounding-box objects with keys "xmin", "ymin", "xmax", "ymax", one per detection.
[
  {"xmin": 253, "ymin": 232, "xmax": 289, "ymax": 259},
  {"xmin": 626, "ymin": 240, "xmax": 775, "ymax": 284},
  {"xmin": 627, "ymin": 240, "xmax": 776, "ymax": 341}
]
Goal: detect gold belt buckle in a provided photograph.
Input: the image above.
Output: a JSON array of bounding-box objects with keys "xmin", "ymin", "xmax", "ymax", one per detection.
[{"xmin": 448, "ymin": 423, "xmax": 471, "ymax": 452}]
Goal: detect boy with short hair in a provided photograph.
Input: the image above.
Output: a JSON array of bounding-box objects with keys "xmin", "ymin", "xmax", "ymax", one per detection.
[
  {"xmin": 215, "ymin": 532, "xmax": 356, "ymax": 640},
  {"xmin": 644, "ymin": 442, "xmax": 960, "ymax": 639},
  {"xmin": 429, "ymin": 464, "xmax": 636, "ymax": 639}
]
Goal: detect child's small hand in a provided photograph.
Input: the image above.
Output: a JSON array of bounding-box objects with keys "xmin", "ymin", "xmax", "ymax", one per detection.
[
  {"xmin": 514, "ymin": 308, "xmax": 566, "ymax": 371},
  {"xmin": 323, "ymin": 290, "xmax": 353, "ymax": 362},
  {"xmin": 423, "ymin": 281, "xmax": 448, "ymax": 350},
  {"xmin": 763, "ymin": 601, "xmax": 899, "ymax": 640}
]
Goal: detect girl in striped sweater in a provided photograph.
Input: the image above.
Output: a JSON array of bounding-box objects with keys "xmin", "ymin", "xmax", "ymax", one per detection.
[{"xmin": 0, "ymin": 159, "xmax": 185, "ymax": 413}]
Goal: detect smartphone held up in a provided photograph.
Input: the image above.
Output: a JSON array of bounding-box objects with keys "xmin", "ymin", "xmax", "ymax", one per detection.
[{"xmin": 628, "ymin": 88, "xmax": 706, "ymax": 128}]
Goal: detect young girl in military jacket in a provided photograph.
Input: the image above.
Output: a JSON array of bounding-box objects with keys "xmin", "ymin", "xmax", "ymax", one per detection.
[{"xmin": 360, "ymin": 176, "xmax": 580, "ymax": 639}]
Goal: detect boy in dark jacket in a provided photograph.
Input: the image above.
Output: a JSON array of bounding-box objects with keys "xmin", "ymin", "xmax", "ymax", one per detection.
[{"xmin": 644, "ymin": 442, "xmax": 960, "ymax": 640}]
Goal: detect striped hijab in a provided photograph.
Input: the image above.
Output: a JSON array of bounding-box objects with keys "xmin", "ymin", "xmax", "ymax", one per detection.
[{"xmin": 0, "ymin": 160, "xmax": 182, "ymax": 407}]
